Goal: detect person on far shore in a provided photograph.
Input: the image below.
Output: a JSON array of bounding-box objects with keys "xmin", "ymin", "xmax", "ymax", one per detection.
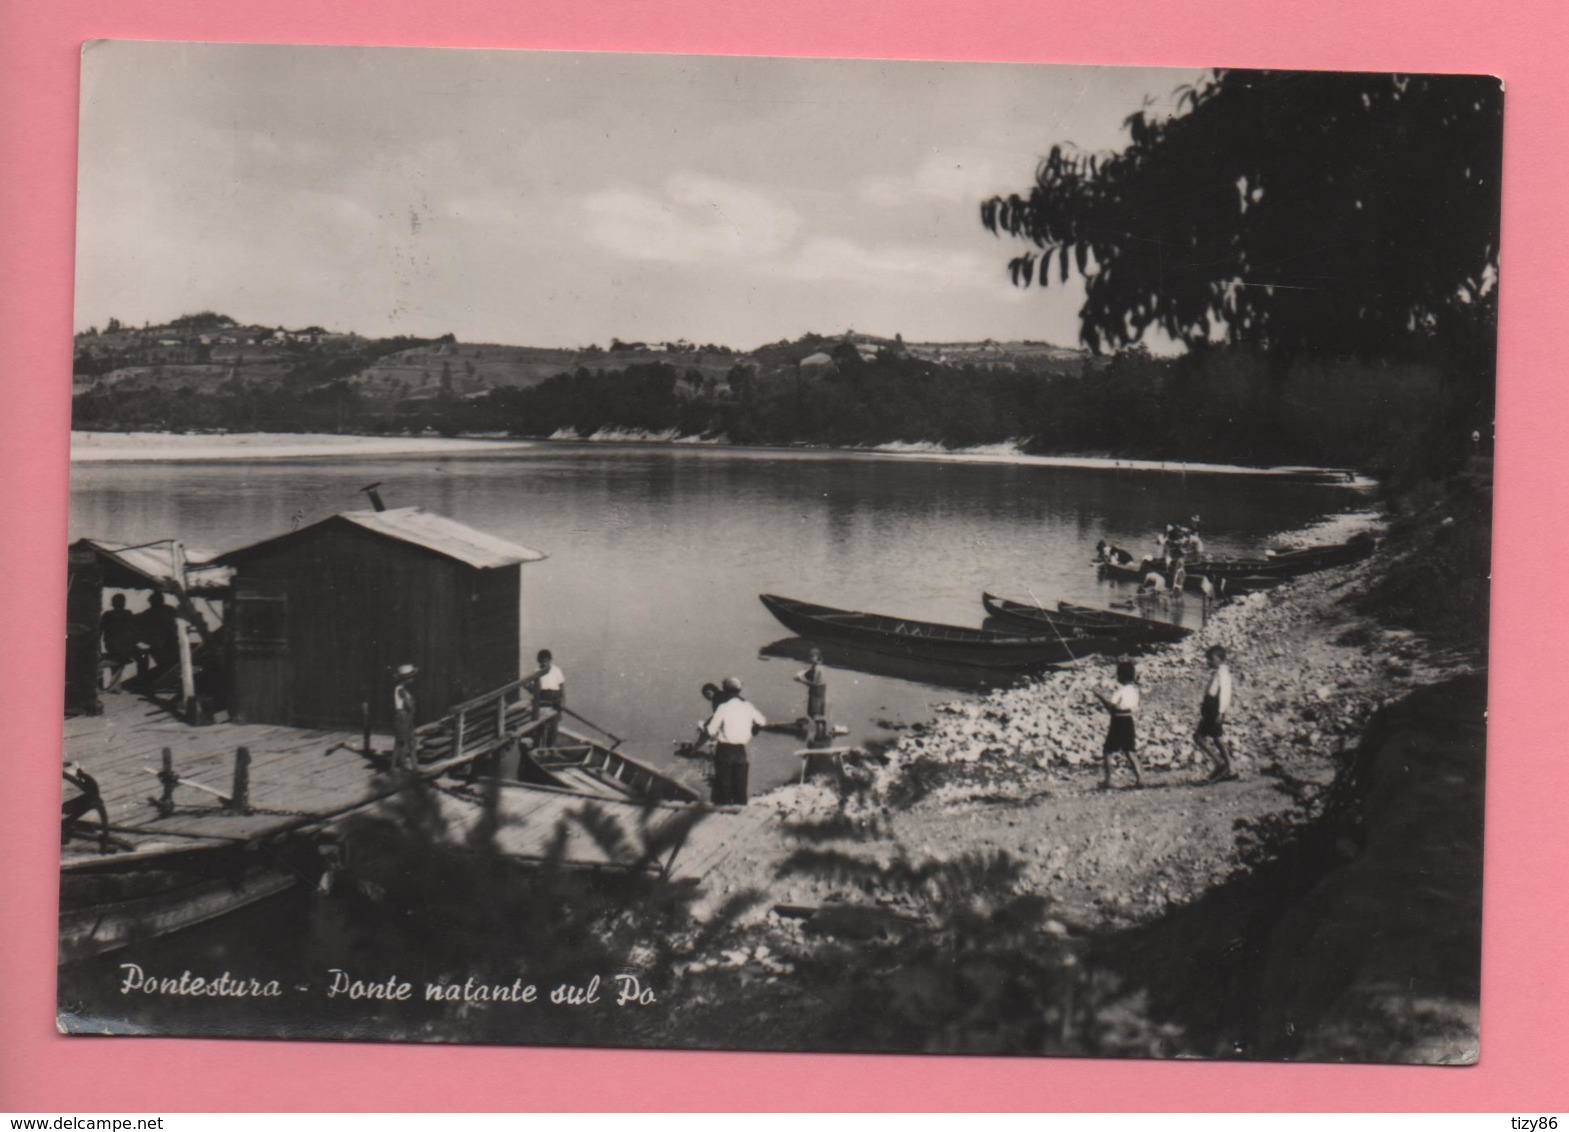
[
  {"xmin": 1094, "ymin": 660, "xmax": 1143, "ymax": 790},
  {"xmin": 701, "ymin": 676, "xmax": 766, "ymax": 807},
  {"xmin": 794, "ymin": 647, "xmax": 829, "ymax": 742},
  {"xmin": 1195, "ymin": 645, "xmax": 1237, "ymax": 783},
  {"xmin": 1096, "ymin": 540, "xmax": 1136, "ymax": 567},
  {"xmin": 1166, "ymin": 545, "xmax": 1187, "ymax": 595}
]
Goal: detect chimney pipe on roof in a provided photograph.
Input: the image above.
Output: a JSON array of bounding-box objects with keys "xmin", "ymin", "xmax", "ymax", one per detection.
[{"xmin": 359, "ymin": 482, "xmax": 387, "ymax": 512}]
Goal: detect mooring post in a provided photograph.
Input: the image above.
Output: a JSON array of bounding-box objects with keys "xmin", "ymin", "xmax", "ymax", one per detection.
[
  {"xmin": 153, "ymin": 746, "xmax": 178, "ymax": 816},
  {"xmin": 228, "ymin": 746, "xmax": 251, "ymax": 814},
  {"xmin": 361, "ymin": 700, "xmax": 372, "ymax": 756}
]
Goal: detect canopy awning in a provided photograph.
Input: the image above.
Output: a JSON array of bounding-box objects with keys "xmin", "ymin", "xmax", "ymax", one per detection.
[{"xmin": 71, "ymin": 538, "xmax": 234, "ymax": 594}]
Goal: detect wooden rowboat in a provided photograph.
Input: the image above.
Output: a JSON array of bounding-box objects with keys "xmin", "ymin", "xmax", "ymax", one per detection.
[
  {"xmin": 514, "ymin": 725, "xmax": 701, "ymax": 804},
  {"xmin": 759, "ymin": 594, "xmax": 1123, "ymax": 669},
  {"xmin": 59, "ymin": 841, "xmax": 307, "ymax": 963},
  {"xmin": 1264, "ymin": 536, "xmax": 1377, "ymax": 570},
  {"xmin": 1056, "ymin": 601, "xmax": 1199, "ymax": 638},
  {"xmin": 984, "ymin": 593, "xmax": 1191, "ymax": 643}
]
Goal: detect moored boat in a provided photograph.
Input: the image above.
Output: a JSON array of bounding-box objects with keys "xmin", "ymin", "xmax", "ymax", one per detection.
[
  {"xmin": 59, "ymin": 840, "xmax": 310, "ymax": 963},
  {"xmin": 513, "ymin": 725, "xmax": 702, "ymax": 804},
  {"xmin": 1264, "ymin": 535, "xmax": 1377, "ymax": 570},
  {"xmin": 759, "ymin": 593, "xmax": 1124, "ymax": 669},
  {"xmin": 1055, "ymin": 601, "xmax": 1198, "ymax": 639},
  {"xmin": 1097, "ymin": 535, "xmax": 1374, "ymax": 593},
  {"xmin": 984, "ymin": 592, "xmax": 1192, "ymax": 642}
]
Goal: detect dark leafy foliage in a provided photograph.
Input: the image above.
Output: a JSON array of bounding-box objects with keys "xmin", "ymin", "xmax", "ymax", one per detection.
[
  {"xmin": 745, "ymin": 834, "xmax": 1176, "ymax": 1055},
  {"xmin": 982, "ymin": 70, "xmax": 1503, "ymax": 363},
  {"xmin": 166, "ymin": 311, "xmax": 239, "ymax": 330},
  {"xmin": 308, "ymin": 775, "xmax": 744, "ymax": 1046}
]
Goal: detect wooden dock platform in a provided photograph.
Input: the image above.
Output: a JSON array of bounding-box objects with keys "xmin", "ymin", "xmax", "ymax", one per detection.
[
  {"xmin": 63, "ymin": 693, "xmax": 369, "ymax": 859},
  {"xmin": 62, "ymin": 694, "xmax": 772, "ymax": 882}
]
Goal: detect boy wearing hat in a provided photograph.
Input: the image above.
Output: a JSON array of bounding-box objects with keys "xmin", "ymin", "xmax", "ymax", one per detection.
[{"xmin": 391, "ymin": 663, "xmax": 419, "ymax": 770}]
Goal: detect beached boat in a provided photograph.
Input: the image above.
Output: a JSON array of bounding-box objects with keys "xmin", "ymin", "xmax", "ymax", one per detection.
[
  {"xmin": 59, "ymin": 840, "xmax": 310, "ymax": 963},
  {"xmin": 983, "ymin": 593, "xmax": 1191, "ymax": 643},
  {"xmin": 1054, "ymin": 601, "xmax": 1198, "ymax": 639},
  {"xmin": 1097, "ymin": 536, "xmax": 1373, "ymax": 593},
  {"xmin": 513, "ymin": 725, "xmax": 701, "ymax": 804},
  {"xmin": 1265, "ymin": 536, "xmax": 1377, "ymax": 570},
  {"xmin": 759, "ymin": 594, "xmax": 1122, "ymax": 669}
]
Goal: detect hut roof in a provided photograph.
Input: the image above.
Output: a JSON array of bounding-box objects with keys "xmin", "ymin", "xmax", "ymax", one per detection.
[{"xmin": 218, "ymin": 507, "xmax": 547, "ymax": 569}]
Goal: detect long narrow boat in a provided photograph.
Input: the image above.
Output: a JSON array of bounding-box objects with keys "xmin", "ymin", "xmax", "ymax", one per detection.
[
  {"xmin": 1265, "ymin": 536, "xmax": 1377, "ymax": 570},
  {"xmin": 1056, "ymin": 601, "xmax": 1201, "ymax": 638},
  {"xmin": 513, "ymin": 725, "xmax": 701, "ymax": 804},
  {"xmin": 760, "ymin": 594, "xmax": 1123, "ymax": 669},
  {"xmin": 983, "ymin": 592, "xmax": 1191, "ymax": 643},
  {"xmin": 1098, "ymin": 537, "xmax": 1372, "ymax": 590}
]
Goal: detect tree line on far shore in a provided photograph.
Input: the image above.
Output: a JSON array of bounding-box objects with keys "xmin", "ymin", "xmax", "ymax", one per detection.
[{"xmin": 71, "ymin": 342, "xmax": 1465, "ymax": 477}]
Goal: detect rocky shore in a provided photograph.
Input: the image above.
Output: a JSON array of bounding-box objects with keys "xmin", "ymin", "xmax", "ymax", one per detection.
[{"xmin": 675, "ymin": 506, "xmax": 1484, "ymax": 1059}]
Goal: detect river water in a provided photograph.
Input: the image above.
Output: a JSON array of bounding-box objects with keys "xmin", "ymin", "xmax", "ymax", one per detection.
[
  {"xmin": 64, "ymin": 440, "xmax": 1368, "ymax": 1038},
  {"xmin": 70, "ymin": 441, "xmax": 1363, "ymax": 796}
]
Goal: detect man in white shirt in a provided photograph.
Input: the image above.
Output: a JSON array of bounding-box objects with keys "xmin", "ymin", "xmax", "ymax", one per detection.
[
  {"xmin": 702, "ymin": 676, "xmax": 766, "ymax": 806},
  {"xmin": 526, "ymin": 649, "xmax": 565, "ymax": 750}
]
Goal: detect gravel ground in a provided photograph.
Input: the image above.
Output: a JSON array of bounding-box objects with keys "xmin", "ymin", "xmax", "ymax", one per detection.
[{"xmin": 693, "ymin": 506, "xmax": 1476, "ymax": 939}]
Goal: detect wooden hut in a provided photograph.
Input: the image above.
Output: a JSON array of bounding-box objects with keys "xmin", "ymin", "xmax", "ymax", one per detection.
[{"xmin": 216, "ymin": 508, "xmax": 546, "ymax": 731}]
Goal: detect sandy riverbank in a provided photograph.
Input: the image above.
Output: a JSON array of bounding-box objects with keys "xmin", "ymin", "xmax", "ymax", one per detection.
[
  {"xmin": 70, "ymin": 431, "xmax": 535, "ymax": 462},
  {"xmin": 861, "ymin": 440, "xmax": 1372, "ymax": 484},
  {"xmin": 672, "ymin": 507, "xmax": 1481, "ymax": 1058},
  {"xmin": 72, "ymin": 429, "xmax": 1374, "ymax": 485}
]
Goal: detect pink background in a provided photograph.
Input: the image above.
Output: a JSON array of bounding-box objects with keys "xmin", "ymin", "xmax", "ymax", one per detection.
[{"xmin": 2, "ymin": 0, "xmax": 1564, "ymax": 1112}]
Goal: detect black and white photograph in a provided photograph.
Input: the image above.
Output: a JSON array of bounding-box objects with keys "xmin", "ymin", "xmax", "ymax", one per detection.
[{"xmin": 60, "ymin": 41, "xmax": 1499, "ymax": 1064}]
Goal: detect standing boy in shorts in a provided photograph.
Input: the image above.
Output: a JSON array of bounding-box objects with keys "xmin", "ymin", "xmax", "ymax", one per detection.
[
  {"xmin": 1195, "ymin": 645, "xmax": 1237, "ymax": 782},
  {"xmin": 1094, "ymin": 660, "xmax": 1143, "ymax": 790}
]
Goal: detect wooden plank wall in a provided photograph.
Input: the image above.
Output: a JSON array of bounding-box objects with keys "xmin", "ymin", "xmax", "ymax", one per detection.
[{"xmin": 229, "ymin": 522, "xmax": 520, "ymax": 731}]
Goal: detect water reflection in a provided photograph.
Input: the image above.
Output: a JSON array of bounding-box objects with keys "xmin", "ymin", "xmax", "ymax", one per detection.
[{"xmin": 758, "ymin": 636, "xmax": 1022, "ymax": 696}]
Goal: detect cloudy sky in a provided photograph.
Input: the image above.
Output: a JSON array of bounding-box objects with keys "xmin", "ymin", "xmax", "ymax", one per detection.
[{"xmin": 75, "ymin": 42, "xmax": 1200, "ymax": 349}]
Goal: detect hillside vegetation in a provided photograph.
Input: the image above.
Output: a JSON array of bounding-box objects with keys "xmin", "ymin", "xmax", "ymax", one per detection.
[{"xmin": 73, "ymin": 315, "xmax": 1460, "ymax": 475}]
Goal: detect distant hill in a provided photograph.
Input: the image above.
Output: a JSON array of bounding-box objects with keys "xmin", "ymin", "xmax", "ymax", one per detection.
[
  {"xmin": 349, "ymin": 342, "xmax": 744, "ymax": 401},
  {"xmin": 70, "ymin": 314, "xmax": 1092, "ymax": 411}
]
